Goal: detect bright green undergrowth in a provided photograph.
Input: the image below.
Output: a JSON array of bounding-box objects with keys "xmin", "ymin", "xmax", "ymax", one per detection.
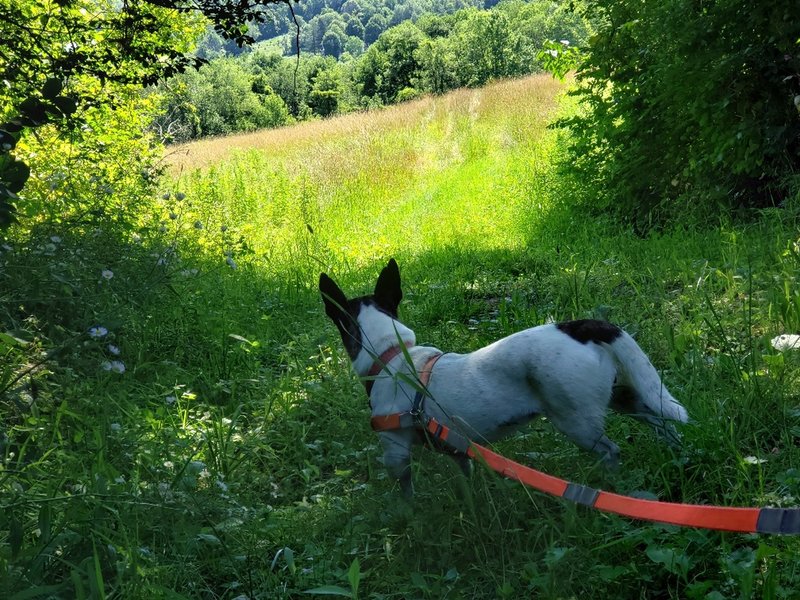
[{"xmin": 3, "ymin": 75, "xmax": 800, "ymax": 598}]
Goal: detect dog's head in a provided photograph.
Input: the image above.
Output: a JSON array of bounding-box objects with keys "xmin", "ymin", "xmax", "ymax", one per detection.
[{"xmin": 319, "ymin": 258, "xmax": 413, "ymax": 369}]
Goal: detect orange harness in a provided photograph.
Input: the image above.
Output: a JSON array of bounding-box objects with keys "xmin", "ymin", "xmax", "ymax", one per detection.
[{"xmin": 366, "ymin": 347, "xmax": 800, "ymax": 535}]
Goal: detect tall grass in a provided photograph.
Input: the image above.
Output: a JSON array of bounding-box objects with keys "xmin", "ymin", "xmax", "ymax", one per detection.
[
  {"xmin": 3, "ymin": 74, "xmax": 800, "ymax": 598},
  {"xmin": 170, "ymin": 76, "xmax": 564, "ymax": 276}
]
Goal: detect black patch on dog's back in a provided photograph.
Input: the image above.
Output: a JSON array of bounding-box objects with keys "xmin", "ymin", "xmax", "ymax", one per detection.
[{"xmin": 556, "ymin": 319, "xmax": 622, "ymax": 345}]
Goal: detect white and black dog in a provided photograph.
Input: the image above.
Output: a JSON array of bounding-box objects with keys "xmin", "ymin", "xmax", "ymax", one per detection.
[{"xmin": 320, "ymin": 258, "xmax": 688, "ymax": 496}]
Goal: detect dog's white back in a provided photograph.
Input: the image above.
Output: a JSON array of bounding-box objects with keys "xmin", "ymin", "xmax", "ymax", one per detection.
[{"xmin": 320, "ymin": 259, "xmax": 688, "ymax": 496}]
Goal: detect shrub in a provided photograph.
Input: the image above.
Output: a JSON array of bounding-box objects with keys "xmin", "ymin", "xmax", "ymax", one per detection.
[{"xmin": 561, "ymin": 0, "xmax": 800, "ymax": 226}]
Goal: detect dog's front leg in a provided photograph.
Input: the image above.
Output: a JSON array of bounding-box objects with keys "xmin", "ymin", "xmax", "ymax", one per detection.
[
  {"xmin": 451, "ymin": 453, "xmax": 472, "ymax": 478},
  {"xmin": 379, "ymin": 431, "xmax": 415, "ymax": 498}
]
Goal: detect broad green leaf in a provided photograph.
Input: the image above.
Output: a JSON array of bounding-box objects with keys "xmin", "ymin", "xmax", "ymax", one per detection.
[
  {"xmin": 42, "ymin": 77, "xmax": 63, "ymax": 99},
  {"xmin": 347, "ymin": 557, "xmax": 361, "ymax": 597}
]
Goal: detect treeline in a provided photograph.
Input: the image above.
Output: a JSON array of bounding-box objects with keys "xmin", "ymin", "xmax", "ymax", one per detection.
[
  {"xmin": 201, "ymin": 0, "xmax": 489, "ymax": 58},
  {"xmin": 152, "ymin": 0, "xmax": 588, "ymax": 142}
]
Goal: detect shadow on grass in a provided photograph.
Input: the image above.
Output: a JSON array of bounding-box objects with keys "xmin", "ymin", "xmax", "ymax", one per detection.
[{"xmin": 4, "ymin": 212, "xmax": 800, "ymax": 598}]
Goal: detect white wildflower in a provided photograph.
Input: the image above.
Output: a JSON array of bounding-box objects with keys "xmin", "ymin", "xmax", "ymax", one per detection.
[
  {"xmin": 88, "ymin": 326, "xmax": 108, "ymax": 339},
  {"xmin": 101, "ymin": 360, "xmax": 126, "ymax": 374},
  {"xmin": 50, "ymin": 235, "xmax": 62, "ymax": 243},
  {"xmin": 107, "ymin": 344, "xmax": 120, "ymax": 356},
  {"xmin": 165, "ymin": 395, "xmax": 177, "ymax": 405},
  {"xmin": 109, "ymin": 422, "xmax": 121, "ymax": 432},
  {"xmin": 771, "ymin": 334, "xmax": 800, "ymax": 352},
  {"xmin": 101, "ymin": 269, "xmax": 114, "ymax": 280}
]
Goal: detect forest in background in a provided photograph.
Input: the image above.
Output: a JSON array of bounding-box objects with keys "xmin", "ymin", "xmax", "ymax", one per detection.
[{"xmin": 151, "ymin": 0, "xmax": 588, "ymax": 142}]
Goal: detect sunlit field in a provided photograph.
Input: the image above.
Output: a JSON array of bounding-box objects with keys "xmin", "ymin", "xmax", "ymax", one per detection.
[{"xmin": 168, "ymin": 75, "xmax": 564, "ymax": 271}]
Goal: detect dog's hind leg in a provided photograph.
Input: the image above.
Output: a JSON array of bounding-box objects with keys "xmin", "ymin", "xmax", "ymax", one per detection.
[
  {"xmin": 548, "ymin": 412, "xmax": 621, "ymax": 469},
  {"xmin": 611, "ymin": 385, "xmax": 682, "ymax": 448},
  {"xmin": 451, "ymin": 452, "xmax": 472, "ymax": 478}
]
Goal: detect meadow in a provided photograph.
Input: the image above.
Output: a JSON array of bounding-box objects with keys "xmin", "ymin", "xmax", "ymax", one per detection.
[{"xmin": 3, "ymin": 73, "xmax": 800, "ymax": 598}]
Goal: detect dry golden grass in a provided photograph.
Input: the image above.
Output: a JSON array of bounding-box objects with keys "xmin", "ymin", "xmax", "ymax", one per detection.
[{"xmin": 162, "ymin": 74, "xmax": 563, "ymax": 175}]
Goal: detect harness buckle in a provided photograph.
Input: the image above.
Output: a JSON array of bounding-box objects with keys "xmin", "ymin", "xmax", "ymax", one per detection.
[{"xmin": 410, "ymin": 390, "xmax": 425, "ymax": 418}]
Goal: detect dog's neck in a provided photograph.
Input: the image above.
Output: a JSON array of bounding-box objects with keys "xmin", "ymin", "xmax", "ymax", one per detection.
[{"xmin": 352, "ymin": 304, "xmax": 417, "ymax": 376}]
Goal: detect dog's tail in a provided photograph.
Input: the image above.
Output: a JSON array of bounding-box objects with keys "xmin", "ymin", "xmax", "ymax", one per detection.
[{"xmin": 609, "ymin": 331, "xmax": 688, "ymax": 423}]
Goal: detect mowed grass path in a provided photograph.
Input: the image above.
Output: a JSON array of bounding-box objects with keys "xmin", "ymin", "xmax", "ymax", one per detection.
[{"xmin": 169, "ymin": 75, "xmax": 563, "ymax": 273}]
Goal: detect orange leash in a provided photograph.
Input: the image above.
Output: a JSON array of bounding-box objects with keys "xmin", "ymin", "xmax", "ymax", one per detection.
[
  {"xmin": 368, "ymin": 350, "xmax": 800, "ymax": 534},
  {"xmin": 373, "ymin": 412, "xmax": 798, "ymax": 534}
]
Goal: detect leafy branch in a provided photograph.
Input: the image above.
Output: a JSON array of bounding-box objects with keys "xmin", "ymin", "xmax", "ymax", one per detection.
[{"xmin": 0, "ymin": 0, "xmax": 292, "ymax": 227}]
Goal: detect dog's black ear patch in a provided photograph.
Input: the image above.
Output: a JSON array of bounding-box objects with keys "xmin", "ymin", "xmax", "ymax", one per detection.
[
  {"xmin": 556, "ymin": 319, "xmax": 622, "ymax": 345},
  {"xmin": 374, "ymin": 258, "xmax": 402, "ymax": 317}
]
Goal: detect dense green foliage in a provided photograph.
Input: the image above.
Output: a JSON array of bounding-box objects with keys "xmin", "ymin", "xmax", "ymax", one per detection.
[
  {"xmin": 200, "ymin": 0, "xmax": 487, "ymax": 57},
  {"xmin": 562, "ymin": 0, "xmax": 800, "ymax": 226},
  {"xmin": 0, "ymin": 0, "xmax": 295, "ymax": 226},
  {"xmin": 154, "ymin": 57, "xmax": 293, "ymax": 139},
  {"xmin": 154, "ymin": 0, "xmax": 588, "ymax": 142}
]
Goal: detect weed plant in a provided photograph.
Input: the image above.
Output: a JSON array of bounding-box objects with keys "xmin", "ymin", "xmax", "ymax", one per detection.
[{"xmin": 2, "ymin": 74, "xmax": 800, "ymax": 598}]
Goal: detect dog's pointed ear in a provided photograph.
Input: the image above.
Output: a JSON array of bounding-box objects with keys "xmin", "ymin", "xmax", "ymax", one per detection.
[
  {"xmin": 319, "ymin": 272, "xmax": 349, "ymax": 323},
  {"xmin": 374, "ymin": 258, "xmax": 402, "ymax": 316}
]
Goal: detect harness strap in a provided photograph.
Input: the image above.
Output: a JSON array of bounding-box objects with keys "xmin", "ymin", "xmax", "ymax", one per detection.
[
  {"xmin": 411, "ymin": 352, "xmax": 443, "ymax": 413},
  {"xmin": 370, "ymin": 352, "xmax": 442, "ymax": 431},
  {"xmin": 363, "ymin": 342, "xmax": 413, "ymax": 396}
]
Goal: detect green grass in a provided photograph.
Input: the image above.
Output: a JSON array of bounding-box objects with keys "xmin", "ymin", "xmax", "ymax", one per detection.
[{"xmin": 3, "ymin": 74, "xmax": 800, "ymax": 598}]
